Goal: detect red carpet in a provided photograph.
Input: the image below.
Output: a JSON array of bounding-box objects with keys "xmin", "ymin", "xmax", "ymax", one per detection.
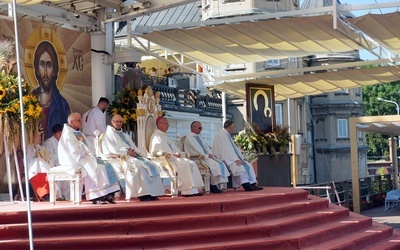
[{"xmin": 1, "ymin": 187, "xmax": 400, "ymax": 249}]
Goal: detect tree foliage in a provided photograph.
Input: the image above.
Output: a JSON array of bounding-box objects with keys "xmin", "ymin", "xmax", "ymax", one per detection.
[{"xmin": 362, "ymin": 77, "xmax": 400, "ymax": 159}]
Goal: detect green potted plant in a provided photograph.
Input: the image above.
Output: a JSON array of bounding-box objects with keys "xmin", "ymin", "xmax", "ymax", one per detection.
[
  {"xmin": 234, "ymin": 122, "xmax": 291, "ymax": 156},
  {"xmin": 234, "ymin": 122, "xmax": 292, "ymax": 187}
]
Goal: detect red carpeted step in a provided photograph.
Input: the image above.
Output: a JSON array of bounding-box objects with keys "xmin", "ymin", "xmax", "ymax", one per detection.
[
  {"xmin": 142, "ymin": 209, "xmax": 356, "ymax": 249},
  {"xmin": 1, "ymin": 188, "xmax": 399, "ymax": 250},
  {"xmin": 267, "ymin": 206, "xmax": 353, "ymax": 236},
  {"xmin": 0, "ymin": 198, "xmax": 329, "ymax": 241},
  {"xmin": 0, "ymin": 200, "xmax": 221, "ymax": 224},
  {"xmin": 179, "ymin": 238, "xmax": 302, "ymax": 250},
  {"xmin": 287, "ymin": 213, "xmax": 374, "ymax": 248},
  {"xmin": 157, "ymin": 214, "xmax": 373, "ymax": 249},
  {"xmin": 0, "ymin": 206, "xmax": 358, "ymax": 249},
  {"xmin": 0, "ymin": 188, "xmax": 308, "ymax": 225},
  {"xmin": 34, "ymin": 206, "xmax": 356, "ymax": 248},
  {"xmin": 168, "ymin": 214, "xmax": 374, "ymax": 250},
  {"xmin": 302, "ymin": 222, "xmax": 395, "ymax": 250},
  {"xmin": 219, "ymin": 188, "xmax": 309, "ymax": 212},
  {"xmin": 363, "ymin": 230, "xmax": 400, "ymax": 250},
  {"xmin": 178, "ymin": 223, "xmax": 398, "ymax": 250},
  {"xmin": 237, "ymin": 197, "xmax": 329, "ymax": 224}
]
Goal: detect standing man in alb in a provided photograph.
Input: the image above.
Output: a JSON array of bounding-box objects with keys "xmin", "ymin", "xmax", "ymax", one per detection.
[{"xmin": 82, "ymin": 97, "xmax": 109, "ymax": 144}]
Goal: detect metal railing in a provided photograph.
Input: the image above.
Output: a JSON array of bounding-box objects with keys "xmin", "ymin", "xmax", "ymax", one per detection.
[
  {"xmin": 297, "ymin": 174, "xmax": 395, "ymax": 211},
  {"xmin": 151, "ymin": 82, "xmax": 232, "ymax": 119},
  {"xmin": 295, "ymin": 186, "xmax": 333, "ymax": 203}
]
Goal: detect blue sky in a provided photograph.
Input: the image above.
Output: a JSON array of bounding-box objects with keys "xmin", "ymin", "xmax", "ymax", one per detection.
[
  {"xmin": 325, "ymin": 0, "xmax": 399, "ymax": 60},
  {"xmin": 339, "ymin": 0, "xmax": 399, "ymax": 15}
]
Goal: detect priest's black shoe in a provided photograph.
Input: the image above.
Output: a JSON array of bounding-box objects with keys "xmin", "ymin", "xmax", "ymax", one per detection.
[
  {"xmin": 210, "ymin": 185, "xmax": 223, "ymax": 193},
  {"xmin": 251, "ymin": 183, "xmax": 264, "ymax": 190},
  {"xmin": 105, "ymin": 194, "xmax": 116, "ymax": 204},
  {"xmin": 242, "ymin": 182, "xmax": 257, "ymax": 191},
  {"xmin": 138, "ymin": 195, "xmax": 153, "ymax": 201}
]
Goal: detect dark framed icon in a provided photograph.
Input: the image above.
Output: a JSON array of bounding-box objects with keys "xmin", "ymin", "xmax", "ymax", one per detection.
[{"xmin": 246, "ymin": 83, "xmax": 275, "ymax": 133}]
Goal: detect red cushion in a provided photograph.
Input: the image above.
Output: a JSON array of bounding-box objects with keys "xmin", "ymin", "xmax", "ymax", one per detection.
[{"xmin": 30, "ymin": 173, "xmax": 49, "ymax": 198}]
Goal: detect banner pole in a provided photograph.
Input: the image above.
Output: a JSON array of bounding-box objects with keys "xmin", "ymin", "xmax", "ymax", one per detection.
[{"xmin": 11, "ymin": 0, "xmax": 34, "ymax": 248}]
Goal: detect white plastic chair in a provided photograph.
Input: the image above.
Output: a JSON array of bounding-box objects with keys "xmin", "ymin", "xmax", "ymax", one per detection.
[{"xmin": 47, "ymin": 166, "xmax": 83, "ymax": 205}]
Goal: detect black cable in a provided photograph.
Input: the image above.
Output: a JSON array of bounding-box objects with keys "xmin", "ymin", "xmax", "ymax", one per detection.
[{"xmin": 91, "ymin": 49, "xmax": 110, "ymax": 55}]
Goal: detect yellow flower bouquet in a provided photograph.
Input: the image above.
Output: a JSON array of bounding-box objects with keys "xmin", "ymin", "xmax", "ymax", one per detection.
[
  {"xmin": 0, "ymin": 70, "xmax": 42, "ymax": 153},
  {"xmin": 107, "ymin": 87, "xmax": 139, "ymax": 134}
]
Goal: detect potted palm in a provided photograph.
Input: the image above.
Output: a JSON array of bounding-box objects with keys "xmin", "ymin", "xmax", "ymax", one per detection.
[{"xmin": 234, "ymin": 122, "xmax": 292, "ymax": 187}]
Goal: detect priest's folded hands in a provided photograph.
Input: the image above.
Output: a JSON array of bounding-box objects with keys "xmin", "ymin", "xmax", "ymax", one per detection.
[
  {"xmin": 127, "ymin": 148, "xmax": 137, "ymax": 157},
  {"xmin": 172, "ymin": 152, "xmax": 181, "ymax": 158}
]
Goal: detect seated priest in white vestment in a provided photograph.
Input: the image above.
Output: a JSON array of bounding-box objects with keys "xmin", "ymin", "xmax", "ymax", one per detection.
[
  {"xmin": 27, "ymin": 144, "xmax": 52, "ymax": 179},
  {"xmin": 100, "ymin": 114, "xmax": 164, "ymax": 201},
  {"xmin": 58, "ymin": 112, "xmax": 120, "ymax": 204},
  {"xmin": 149, "ymin": 116, "xmax": 204, "ymax": 197},
  {"xmin": 184, "ymin": 121, "xmax": 229, "ymax": 193},
  {"xmin": 43, "ymin": 123, "xmax": 69, "ymax": 200},
  {"xmin": 213, "ymin": 120, "xmax": 263, "ymax": 192},
  {"xmin": 43, "ymin": 124, "xmax": 63, "ymax": 166}
]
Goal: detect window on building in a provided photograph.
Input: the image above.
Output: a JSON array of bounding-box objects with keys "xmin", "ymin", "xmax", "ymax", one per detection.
[
  {"xmin": 337, "ymin": 119, "xmax": 348, "ymax": 138},
  {"xmin": 335, "ymin": 89, "xmax": 349, "ymax": 94},
  {"xmin": 297, "ymin": 104, "xmax": 303, "ymax": 133},
  {"xmin": 266, "ymin": 59, "xmax": 280, "ymax": 67},
  {"xmin": 358, "ymin": 131, "xmax": 363, "ymax": 141},
  {"xmin": 275, "ymin": 103, "xmax": 283, "ymax": 126},
  {"xmin": 315, "ymin": 119, "xmax": 326, "ymax": 140},
  {"xmin": 354, "ymin": 87, "xmax": 361, "ymax": 97}
]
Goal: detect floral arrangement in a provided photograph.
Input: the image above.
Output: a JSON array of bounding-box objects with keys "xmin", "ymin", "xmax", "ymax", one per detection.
[
  {"xmin": 107, "ymin": 87, "xmax": 139, "ymax": 133},
  {"xmin": 0, "ymin": 70, "xmax": 42, "ymax": 153},
  {"xmin": 234, "ymin": 122, "xmax": 291, "ymax": 158},
  {"xmin": 0, "ymin": 40, "xmax": 42, "ymax": 154}
]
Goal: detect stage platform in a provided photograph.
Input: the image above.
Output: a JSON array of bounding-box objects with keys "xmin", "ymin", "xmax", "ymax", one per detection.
[{"xmin": 1, "ymin": 187, "xmax": 400, "ymax": 249}]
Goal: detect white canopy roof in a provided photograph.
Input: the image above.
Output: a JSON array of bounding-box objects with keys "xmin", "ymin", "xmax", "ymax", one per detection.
[
  {"xmin": 348, "ymin": 13, "xmax": 400, "ymax": 55},
  {"xmin": 136, "ymin": 10, "xmax": 400, "ymax": 100},
  {"xmin": 212, "ymin": 61, "xmax": 400, "ymax": 101},
  {"xmin": 350, "ymin": 114, "xmax": 400, "ymax": 213},
  {"xmin": 139, "ymin": 14, "xmax": 367, "ymax": 67},
  {"xmin": 354, "ymin": 115, "xmax": 400, "ymax": 135}
]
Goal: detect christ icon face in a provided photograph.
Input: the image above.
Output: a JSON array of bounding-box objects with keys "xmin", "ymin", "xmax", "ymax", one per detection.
[
  {"xmin": 34, "ymin": 41, "xmax": 59, "ymax": 95},
  {"xmin": 38, "ymin": 51, "xmax": 55, "ymax": 92}
]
